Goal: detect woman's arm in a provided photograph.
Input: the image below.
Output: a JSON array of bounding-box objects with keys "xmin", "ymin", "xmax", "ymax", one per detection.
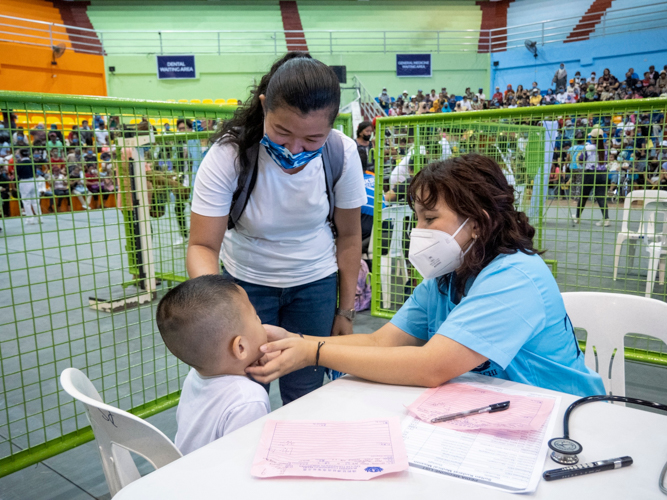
[
  {"xmin": 331, "ymin": 206, "xmax": 362, "ymax": 336},
  {"xmin": 247, "ymin": 330, "xmax": 487, "ymax": 387},
  {"xmin": 186, "ymin": 212, "xmax": 227, "ymax": 277}
]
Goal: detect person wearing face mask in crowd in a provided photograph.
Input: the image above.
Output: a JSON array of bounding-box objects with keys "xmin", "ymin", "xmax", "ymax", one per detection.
[
  {"xmin": 504, "ymin": 84, "xmax": 513, "ymax": 101},
  {"xmin": 553, "ymin": 63, "xmax": 567, "ymax": 91},
  {"xmin": 12, "ymin": 126, "xmax": 27, "ymax": 146},
  {"xmin": 247, "ymin": 154, "xmax": 605, "ymax": 398},
  {"xmin": 355, "ymin": 121, "xmax": 374, "ymax": 171},
  {"xmin": 186, "ymin": 53, "xmax": 366, "ymax": 405},
  {"xmin": 378, "ymin": 88, "xmax": 391, "ymax": 112},
  {"xmin": 470, "ymin": 95, "xmax": 482, "ymax": 111},
  {"xmin": 556, "ymin": 87, "xmax": 568, "ymax": 104},
  {"xmin": 492, "ymin": 87, "xmax": 503, "ymax": 103},
  {"xmin": 529, "ymin": 88, "xmax": 542, "ymax": 106},
  {"xmin": 543, "ymin": 88, "xmax": 556, "ymax": 104}
]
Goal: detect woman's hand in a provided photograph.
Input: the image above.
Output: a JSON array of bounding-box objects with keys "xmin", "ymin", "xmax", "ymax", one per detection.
[
  {"xmin": 245, "ymin": 338, "xmax": 317, "ymax": 384},
  {"xmin": 331, "ymin": 315, "xmax": 353, "ymax": 336}
]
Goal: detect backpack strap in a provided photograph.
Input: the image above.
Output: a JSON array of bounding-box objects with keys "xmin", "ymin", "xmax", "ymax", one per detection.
[
  {"xmin": 227, "ymin": 143, "xmax": 260, "ymax": 230},
  {"xmin": 322, "ymin": 130, "xmax": 345, "ymax": 225}
]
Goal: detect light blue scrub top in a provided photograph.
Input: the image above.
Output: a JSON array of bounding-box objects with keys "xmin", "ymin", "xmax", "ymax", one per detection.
[{"xmin": 391, "ymin": 251, "xmax": 605, "ymax": 397}]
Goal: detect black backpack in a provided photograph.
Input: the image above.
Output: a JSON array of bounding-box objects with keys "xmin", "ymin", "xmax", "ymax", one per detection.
[{"xmin": 228, "ymin": 130, "xmax": 345, "ymax": 233}]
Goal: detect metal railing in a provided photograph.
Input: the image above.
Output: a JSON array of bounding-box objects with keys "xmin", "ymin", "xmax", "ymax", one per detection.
[
  {"xmin": 1, "ymin": 2, "xmax": 666, "ymax": 56},
  {"xmin": 485, "ymin": 1, "xmax": 667, "ymax": 51},
  {"xmin": 351, "ymin": 75, "xmax": 386, "ymax": 122}
]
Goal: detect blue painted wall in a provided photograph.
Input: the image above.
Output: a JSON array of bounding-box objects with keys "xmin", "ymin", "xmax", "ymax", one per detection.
[{"xmin": 490, "ymin": 29, "xmax": 667, "ymax": 92}]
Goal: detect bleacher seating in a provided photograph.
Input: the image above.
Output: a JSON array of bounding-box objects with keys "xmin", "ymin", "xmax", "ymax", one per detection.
[
  {"xmin": 298, "ymin": 0, "xmax": 481, "ymax": 51},
  {"xmin": 507, "ymin": 0, "xmax": 592, "ymax": 41},
  {"xmin": 86, "ymin": 0, "xmax": 286, "ymax": 54},
  {"xmin": 590, "ymin": 0, "xmax": 664, "ymax": 38},
  {"xmin": 1, "ymin": 0, "xmax": 72, "ymax": 48}
]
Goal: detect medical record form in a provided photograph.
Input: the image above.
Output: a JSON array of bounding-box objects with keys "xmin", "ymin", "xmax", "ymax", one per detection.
[{"xmin": 402, "ymin": 381, "xmax": 560, "ymax": 493}]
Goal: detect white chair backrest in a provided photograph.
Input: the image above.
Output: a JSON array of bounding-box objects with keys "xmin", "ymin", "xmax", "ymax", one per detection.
[
  {"xmin": 60, "ymin": 368, "xmax": 182, "ymax": 497},
  {"xmin": 382, "ymin": 204, "xmax": 413, "ymax": 258},
  {"xmin": 561, "ymin": 292, "xmax": 667, "ymax": 399},
  {"xmin": 620, "ymin": 190, "xmax": 667, "ymax": 236}
]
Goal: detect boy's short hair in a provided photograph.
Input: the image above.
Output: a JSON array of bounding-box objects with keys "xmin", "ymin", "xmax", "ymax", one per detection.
[{"xmin": 156, "ymin": 275, "xmax": 243, "ymax": 371}]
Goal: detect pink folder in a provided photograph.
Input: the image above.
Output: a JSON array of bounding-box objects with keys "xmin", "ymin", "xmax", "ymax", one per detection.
[{"xmin": 407, "ymin": 383, "xmax": 555, "ymax": 431}]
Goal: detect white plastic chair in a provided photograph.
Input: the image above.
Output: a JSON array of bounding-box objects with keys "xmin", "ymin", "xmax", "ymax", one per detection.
[
  {"xmin": 60, "ymin": 368, "xmax": 182, "ymax": 497},
  {"xmin": 378, "ymin": 204, "xmax": 412, "ymax": 309},
  {"xmin": 613, "ymin": 190, "xmax": 667, "ymax": 297},
  {"xmin": 561, "ymin": 292, "xmax": 667, "ymax": 400}
]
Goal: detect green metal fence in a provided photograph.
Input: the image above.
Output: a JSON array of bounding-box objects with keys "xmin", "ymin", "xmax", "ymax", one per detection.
[
  {"xmin": 370, "ymin": 99, "xmax": 667, "ymax": 362},
  {"xmin": 0, "ymin": 89, "xmax": 350, "ymax": 476}
]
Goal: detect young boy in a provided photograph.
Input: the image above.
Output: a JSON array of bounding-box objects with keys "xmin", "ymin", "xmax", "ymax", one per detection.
[{"xmin": 156, "ymin": 275, "xmax": 270, "ymax": 455}]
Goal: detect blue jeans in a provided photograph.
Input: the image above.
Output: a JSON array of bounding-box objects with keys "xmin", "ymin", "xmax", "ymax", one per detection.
[{"xmin": 222, "ymin": 270, "xmax": 337, "ymax": 405}]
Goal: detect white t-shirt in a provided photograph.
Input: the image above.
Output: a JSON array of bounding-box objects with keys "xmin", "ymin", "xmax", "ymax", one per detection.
[
  {"xmin": 175, "ymin": 369, "xmax": 270, "ymax": 455},
  {"xmin": 389, "ymin": 145, "xmax": 426, "ymax": 186},
  {"xmin": 192, "ymin": 129, "xmax": 366, "ymax": 287},
  {"xmin": 95, "ymin": 129, "xmax": 109, "ymax": 145}
]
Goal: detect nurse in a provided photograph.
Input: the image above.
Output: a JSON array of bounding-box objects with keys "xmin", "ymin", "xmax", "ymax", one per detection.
[{"xmin": 247, "ymin": 154, "xmax": 606, "ymax": 397}]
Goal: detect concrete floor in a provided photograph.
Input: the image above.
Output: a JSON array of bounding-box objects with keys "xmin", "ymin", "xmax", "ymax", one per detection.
[{"xmin": 1, "ymin": 200, "xmax": 666, "ymax": 499}]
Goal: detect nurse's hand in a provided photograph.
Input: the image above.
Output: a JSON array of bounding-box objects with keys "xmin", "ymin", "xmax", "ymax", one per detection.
[{"xmin": 245, "ymin": 338, "xmax": 317, "ymax": 384}]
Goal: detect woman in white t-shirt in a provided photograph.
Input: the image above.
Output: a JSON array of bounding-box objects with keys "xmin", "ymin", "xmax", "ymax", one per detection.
[{"xmin": 187, "ymin": 53, "xmax": 366, "ymax": 405}]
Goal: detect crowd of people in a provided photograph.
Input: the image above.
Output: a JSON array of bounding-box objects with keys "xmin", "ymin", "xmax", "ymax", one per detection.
[
  {"xmin": 0, "ymin": 113, "xmax": 206, "ymax": 231},
  {"xmin": 377, "ymin": 63, "xmax": 667, "ymax": 115},
  {"xmin": 355, "ymin": 106, "xmax": 667, "ymax": 231}
]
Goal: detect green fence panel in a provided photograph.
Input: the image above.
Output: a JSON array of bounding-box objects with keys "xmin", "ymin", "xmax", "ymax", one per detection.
[
  {"xmin": 0, "ymin": 90, "xmax": 350, "ymax": 476},
  {"xmin": 370, "ymin": 99, "xmax": 667, "ymax": 356}
]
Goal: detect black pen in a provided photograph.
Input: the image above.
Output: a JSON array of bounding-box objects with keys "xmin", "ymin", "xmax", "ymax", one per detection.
[
  {"xmin": 543, "ymin": 456, "xmax": 633, "ymax": 481},
  {"xmin": 430, "ymin": 401, "xmax": 510, "ymax": 423}
]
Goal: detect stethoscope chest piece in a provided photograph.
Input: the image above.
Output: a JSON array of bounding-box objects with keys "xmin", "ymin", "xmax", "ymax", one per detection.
[{"xmin": 548, "ymin": 437, "xmax": 583, "ymax": 465}]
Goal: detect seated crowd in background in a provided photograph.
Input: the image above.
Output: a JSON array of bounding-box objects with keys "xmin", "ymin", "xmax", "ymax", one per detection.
[
  {"xmin": 360, "ymin": 107, "xmax": 666, "ymax": 221},
  {"xmin": 377, "ymin": 63, "xmax": 667, "ymax": 116},
  {"xmin": 0, "ymin": 113, "xmax": 213, "ymax": 218}
]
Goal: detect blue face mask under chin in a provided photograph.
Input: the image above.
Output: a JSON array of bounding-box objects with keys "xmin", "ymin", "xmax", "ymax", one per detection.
[{"xmin": 260, "ymin": 134, "xmax": 324, "ymax": 170}]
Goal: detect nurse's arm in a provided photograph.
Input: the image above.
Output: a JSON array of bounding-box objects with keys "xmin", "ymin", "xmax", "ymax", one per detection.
[
  {"xmin": 186, "ymin": 212, "xmax": 227, "ymax": 278},
  {"xmin": 248, "ymin": 328, "xmax": 487, "ymax": 388},
  {"xmin": 323, "ymin": 333, "xmax": 487, "ymax": 387}
]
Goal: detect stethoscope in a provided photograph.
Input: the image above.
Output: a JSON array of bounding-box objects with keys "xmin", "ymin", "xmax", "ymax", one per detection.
[{"xmin": 548, "ymin": 395, "xmax": 667, "ymax": 495}]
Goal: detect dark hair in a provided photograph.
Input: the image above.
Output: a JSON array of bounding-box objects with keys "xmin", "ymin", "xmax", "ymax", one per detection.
[
  {"xmin": 408, "ymin": 154, "xmax": 541, "ymax": 298},
  {"xmin": 356, "ymin": 121, "xmax": 373, "ymax": 138},
  {"xmin": 211, "ymin": 52, "xmax": 340, "ymax": 178},
  {"xmin": 156, "ymin": 275, "xmax": 242, "ymax": 371},
  {"xmin": 176, "ymin": 118, "xmax": 193, "ymax": 129}
]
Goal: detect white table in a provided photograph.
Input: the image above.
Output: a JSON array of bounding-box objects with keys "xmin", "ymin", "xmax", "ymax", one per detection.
[{"xmin": 115, "ymin": 373, "xmax": 667, "ymax": 499}]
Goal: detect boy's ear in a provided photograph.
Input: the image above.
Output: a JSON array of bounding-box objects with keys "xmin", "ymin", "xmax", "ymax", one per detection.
[{"xmin": 231, "ymin": 335, "xmax": 248, "ymax": 361}]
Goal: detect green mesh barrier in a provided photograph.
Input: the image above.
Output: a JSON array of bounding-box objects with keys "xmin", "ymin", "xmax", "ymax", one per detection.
[
  {"xmin": 0, "ymin": 90, "xmax": 350, "ymax": 476},
  {"xmin": 369, "ymin": 99, "xmax": 667, "ymax": 358}
]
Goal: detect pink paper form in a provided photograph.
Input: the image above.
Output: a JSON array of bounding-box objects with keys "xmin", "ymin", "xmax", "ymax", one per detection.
[
  {"xmin": 251, "ymin": 418, "xmax": 409, "ymax": 480},
  {"xmin": 407, "ymin": 383, "xmax": 555, "ymax": 431}
]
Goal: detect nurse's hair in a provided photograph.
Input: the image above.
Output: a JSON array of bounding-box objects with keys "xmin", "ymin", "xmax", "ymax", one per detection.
[
  {"xmin": 212, "ymin": 52, "xmax": 340, "ymax": 178},
  {"xmin": 408, "ymin": 154, "xmax": 541, "ymax": 298}
]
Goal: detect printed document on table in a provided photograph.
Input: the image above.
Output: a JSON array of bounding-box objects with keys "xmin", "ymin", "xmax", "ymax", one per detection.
[
  {"xmin": 251, "ymin": 418, "xmax": 409, "ymax": 480},
  {"xmin": 402, "ymin": 382, "xmax": 560, "ymax": 493}
]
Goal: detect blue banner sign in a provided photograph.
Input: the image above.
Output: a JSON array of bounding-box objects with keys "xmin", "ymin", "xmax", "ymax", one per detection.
[
  {"xmin": 157, "ymin": 55, "xmax": 196, "ymax": 80},
  {"xmin": 396, "ymin": 54, "xmax": 432, "ymax": 77}
]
